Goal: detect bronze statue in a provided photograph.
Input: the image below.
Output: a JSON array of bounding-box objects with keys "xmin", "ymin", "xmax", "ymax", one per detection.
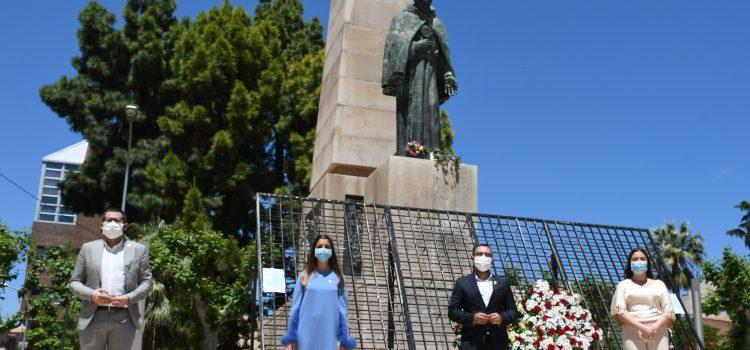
[{"xmin": 382, "ymin": 0, "xmax": 458, "ymax": 156}]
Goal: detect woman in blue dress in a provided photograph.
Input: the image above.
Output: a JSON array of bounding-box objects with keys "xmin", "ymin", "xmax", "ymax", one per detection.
[{"xmin": 282, "ymin": 235, "xmax": 357, "ymax": 350}]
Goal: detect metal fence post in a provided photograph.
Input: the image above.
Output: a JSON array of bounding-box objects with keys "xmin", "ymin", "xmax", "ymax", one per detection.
[{"xmin": 256, "ymin": 194, "xmax": 265, "ymax": 350}]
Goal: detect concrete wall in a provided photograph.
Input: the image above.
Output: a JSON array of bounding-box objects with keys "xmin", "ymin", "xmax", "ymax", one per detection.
[{"xmin": 310, "ymin": 0, "xmax": 411, "ymax": 200}]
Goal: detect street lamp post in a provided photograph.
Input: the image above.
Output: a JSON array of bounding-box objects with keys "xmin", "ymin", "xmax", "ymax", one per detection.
[
  {"xmin": 2, "ymin": 284, "xmax": 29, "ymax": 350},
  {"xmin": 121, "ymin": 105, "xmax": 138, "ymax": 212},
  {"xmin": 52, "ymin": 298, "xmax": 70, "ymax": 350}
]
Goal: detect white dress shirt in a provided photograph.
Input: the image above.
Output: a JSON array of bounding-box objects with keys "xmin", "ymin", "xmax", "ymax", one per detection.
[
  {"xmin": 101, "ymin": 240, "xmax": 126, "ymax": 305},
  {"xmin": 475, "ymin": 274, "xmax": 494, "ymax": 307}
]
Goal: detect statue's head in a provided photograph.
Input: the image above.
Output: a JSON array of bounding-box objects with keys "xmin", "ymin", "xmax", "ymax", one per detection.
[{"xmin": 414, "ymin": 0, "xmax": 433, "ymax": 9}]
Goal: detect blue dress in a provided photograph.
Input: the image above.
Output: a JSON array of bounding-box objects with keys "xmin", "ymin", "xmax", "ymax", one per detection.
[{"xmin": 281, "ymin": 270, "xmax": 357, "ymax": 349}]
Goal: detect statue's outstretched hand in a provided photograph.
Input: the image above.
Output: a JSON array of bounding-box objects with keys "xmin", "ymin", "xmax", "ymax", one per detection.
[{"xmin": 445, "ymin": 74, "xmax": 458, "ymax": 96}]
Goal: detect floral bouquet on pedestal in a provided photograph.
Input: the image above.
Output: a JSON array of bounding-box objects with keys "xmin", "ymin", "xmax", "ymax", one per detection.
[
  {"xmin": 509, "ymin": 280, "xmax": 602, "ymax": 350},
  {"xmin": 404, "ymin": 141, "xmax": 461, "ymax": 172},
  {"xmin": 404, "ymin": 141, "xmax": 429, "ymax": 158}
]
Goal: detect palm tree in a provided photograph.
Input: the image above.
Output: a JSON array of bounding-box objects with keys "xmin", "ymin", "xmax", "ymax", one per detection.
[
  {"xmin": 652, "ymin": 222, "xmax": 704, "ymax": 291},
  {"xmin": 727, "ymin": 200, "xmax": 750, "ymax": 250}
]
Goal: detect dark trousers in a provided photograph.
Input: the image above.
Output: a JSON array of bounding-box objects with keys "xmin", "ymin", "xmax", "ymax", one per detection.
[{"xmin": 459, "ymin": 333, "xmax": 509, "ymax": 350}]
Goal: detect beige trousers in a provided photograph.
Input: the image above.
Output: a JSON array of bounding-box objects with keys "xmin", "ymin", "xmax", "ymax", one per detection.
[
  {"xmin": 622, "ymin": 321, "xmax": 669, "ymax": 350},
  {"xmin": 79, "ymin": 310, "xmax": 136, "ymax": 350}
]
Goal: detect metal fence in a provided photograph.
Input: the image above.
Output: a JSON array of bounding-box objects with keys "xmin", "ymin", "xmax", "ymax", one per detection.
[{"xmin": 255, "ymin": 194, "xmax": 703, "ymax": 350}]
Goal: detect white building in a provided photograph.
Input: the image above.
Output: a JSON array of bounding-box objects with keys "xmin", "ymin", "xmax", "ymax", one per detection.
[{"xmin": 33, "ymin": 140, "xmax": 88, "ymax": 224}]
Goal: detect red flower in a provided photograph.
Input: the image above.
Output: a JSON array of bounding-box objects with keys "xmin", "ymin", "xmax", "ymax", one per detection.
[
  {"xmin": 593, "ymin": 332, "xmax": 600, "ymax": 340},
  {"xmin": 545, "ymin": 301, "xmax": 553, "ymax": 309},
  {"xmin": 547, "ymin": 344, "xmax": 556, "ymax": 350},
  {"xmin": 533, "ymin": 306, "xmax": 542, "ymax": 314}
]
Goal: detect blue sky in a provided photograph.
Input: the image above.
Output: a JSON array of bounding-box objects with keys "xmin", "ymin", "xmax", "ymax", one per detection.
[{"xmin": 1, "ymin": 0, "xmax": 748, "ymax": 317}]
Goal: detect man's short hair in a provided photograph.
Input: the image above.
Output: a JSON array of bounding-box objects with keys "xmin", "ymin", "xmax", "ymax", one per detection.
[
  {"xmin": 102, "ymin": 208, "xmax": 127, "ymax": 223},
  {"xmin": 472, "ymin": 243, "xmax": 492, "ymax": 254}
]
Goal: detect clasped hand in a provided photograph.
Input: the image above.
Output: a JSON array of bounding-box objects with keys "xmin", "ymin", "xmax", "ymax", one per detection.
[
  {"xmin": 91, "ymin": 288, "xmax": 129, "ymax": 307},
  {"xmin": 473, "ymin": 313, "xmax": 502, "ymax": 326},
  {"xmin": 414, "ymin": 39, "xmax": 436, "ymax": 54},
  {"xmin": 638, "ymin": 324, "xmax": 657, "ymax": 340}
]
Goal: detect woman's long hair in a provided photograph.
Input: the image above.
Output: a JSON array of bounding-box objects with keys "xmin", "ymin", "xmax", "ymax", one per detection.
[
  {"xmin": 624, "ymin": 247, "xmax": 655, "ymax": 279},
  {"xmin": 301, "ymin": 235, "xmax": 345, "ymax": 293}
]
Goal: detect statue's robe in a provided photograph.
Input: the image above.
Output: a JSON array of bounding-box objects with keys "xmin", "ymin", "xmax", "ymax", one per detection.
[{"xmin": 382, "ymin": 5, "xmax": 456, "ymax": 155}]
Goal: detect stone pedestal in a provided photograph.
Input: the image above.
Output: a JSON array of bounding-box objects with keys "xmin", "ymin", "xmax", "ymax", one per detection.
[
  {"xmin": 365, "ymin": 156, "xmax": 478, "ymax": 213},
  {"xmin": 310, "ymin": 0, "xmax": 412, "ymax": 201}
]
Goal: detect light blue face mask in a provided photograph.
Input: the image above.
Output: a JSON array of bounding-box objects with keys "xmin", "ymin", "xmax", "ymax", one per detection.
[
  {"xmin": 631, "ymin": 261, "xmax": 648, "ymax": 275},
  {"xmin": 315, "ymin": 248, "xmax": 333, "ymax": 262}
]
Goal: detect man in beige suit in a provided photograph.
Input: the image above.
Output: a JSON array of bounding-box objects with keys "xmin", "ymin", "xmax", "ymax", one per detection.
[{"xmin": 69, "ymin": 208, "xmax": 153, "ymax": 350}]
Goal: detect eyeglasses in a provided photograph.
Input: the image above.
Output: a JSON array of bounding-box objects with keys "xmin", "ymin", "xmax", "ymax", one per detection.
[
  {"xmin": 473, "ymin": 252, "xmax": 492, "ymax": 258},
  {"xmin": 104, "ymin": 218, "xmax": 124, "ymax": 223}
]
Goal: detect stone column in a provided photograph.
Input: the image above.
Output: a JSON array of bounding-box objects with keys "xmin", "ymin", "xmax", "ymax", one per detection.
[{"xmin": 310, "ymin": 0, "xmax": 411, "ymax": 200}]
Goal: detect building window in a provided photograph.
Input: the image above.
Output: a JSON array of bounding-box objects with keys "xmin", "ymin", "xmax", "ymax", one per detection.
[
  {"xmin": 35, "ymin": 246, "xmax": 49, "ymax": 257},
  {"xmin": 36, "ymin": 162, "xmax": 79, "ymax": 224}
]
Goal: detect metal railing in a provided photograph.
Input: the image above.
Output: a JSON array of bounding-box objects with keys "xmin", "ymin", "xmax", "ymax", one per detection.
[{"xmin": 256, "ymin": 194, "xmax": 704, "ymax": 350}]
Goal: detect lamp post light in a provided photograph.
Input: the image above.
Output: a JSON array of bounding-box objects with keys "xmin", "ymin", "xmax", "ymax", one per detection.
[
  {"xmin": 121, "ymin": 105, "xmax": 138, "ymax": 212},
  {"xmin": 2, "ymin": 283, "xmax": 29, "ymax": 350}
]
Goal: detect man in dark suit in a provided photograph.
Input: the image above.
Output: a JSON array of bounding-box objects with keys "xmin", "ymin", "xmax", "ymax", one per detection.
[{"xmin": 448, "ymin": 244, "xmax": 517, "ymax": 350}]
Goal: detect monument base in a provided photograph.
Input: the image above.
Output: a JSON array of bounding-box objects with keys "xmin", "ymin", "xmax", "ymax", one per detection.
[
  {"xmin": 309, "ymin": 172, "xmax": 367, "ymax": 201},
  {"xmin": 365, "ymin": 155, "xmax": 478, "ymax": 212}
]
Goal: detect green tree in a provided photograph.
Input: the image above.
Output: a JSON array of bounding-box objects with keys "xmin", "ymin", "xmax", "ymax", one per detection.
[
  {"xmin": 148, "ymin": 0, "xmax": 324, "ymax": 237},
  {"xmin": 727, "ymin": 201, "xmax": 750, "ymax": 250},
  {"xmin": 141, "ymin": 186, "xmax": 259, "ymax": 349},
  {"xmin": 43, "ymin": 0, "xmax": 325, "ymax": 238},
  {"xmin": 702, "ymin": 248, "xmax": 750, "ymax": 350},
  {"xmin": 440, "ymin": 110, "xmax": 456, "ymax": 154},
  {"xmin": 19, "ymin": 246, "xmax": 80, "ymax": 350},
  {"xmin": 703, "ymin": 324, "xmax": 728, "ymax": 349},
  {"xmin": 652, "ymin": 221, "xmax": 704, "ymax": 291},
  {"xmin": 0, "ymin": 221, "xmax": 28, "ymax": 296},
  {"xmin": 40, "ymin": 0, "xmax": 178, "ymax": 223}
]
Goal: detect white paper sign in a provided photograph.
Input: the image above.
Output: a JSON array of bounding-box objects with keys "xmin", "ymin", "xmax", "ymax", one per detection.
[
  {"xmin": 669, "ymin": 293, "xmax": 685, "ymax": 315},
  {"xmin": 262, "ymin": 268, "xmax": 286, "ymax": 294}
]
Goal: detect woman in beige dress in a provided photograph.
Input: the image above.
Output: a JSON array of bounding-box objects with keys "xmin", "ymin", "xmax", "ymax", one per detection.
[{"xmin": 611, "ymin": 248, "xmax": 675, "ymax": 350}]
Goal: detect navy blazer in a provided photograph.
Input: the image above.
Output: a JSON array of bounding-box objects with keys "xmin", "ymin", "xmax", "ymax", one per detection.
[{"xmin": 448, "ymin": 274, "xmax": 518, "ymax": 350}]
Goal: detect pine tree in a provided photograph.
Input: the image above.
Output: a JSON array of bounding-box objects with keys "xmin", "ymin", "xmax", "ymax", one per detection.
[
  {"xmin": 40, "ymin": 0, "xmax": 178, "ymax": 222},
  {"xmin": 148, "ymin": 1, "xmax": 324, "ymax": 238},
  {"xmin": 41, "ymin": 0, "xmax": 325, "ymax": 239}
]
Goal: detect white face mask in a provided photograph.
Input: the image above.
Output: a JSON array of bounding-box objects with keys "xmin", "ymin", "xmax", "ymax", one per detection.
[
  {"xmin": 102, "ymin": 221, "xmax": 124, "ymax": 240},
  {"xmin": 474, "ymin": 255, "xmax": 492, "ymax": 272}
]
